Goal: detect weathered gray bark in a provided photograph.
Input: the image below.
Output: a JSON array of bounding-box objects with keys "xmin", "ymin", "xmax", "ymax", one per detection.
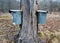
[
  {"xmin": 18, "ymin": 0, "xmax": 38, "ymax": 43},
  {"xmin": 30, "ymin": 0, "xmax": 38, "ymax": 43},
  {"xmin": 18, "ymin": 0, "xmax": 34, "ymax": 43}
]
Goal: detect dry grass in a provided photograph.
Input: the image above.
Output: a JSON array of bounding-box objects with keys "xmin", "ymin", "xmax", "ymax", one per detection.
[
  {"xmin": 38, "ymin": 30, "xmax": 60, "ymax": 43},
  {"xmin": 38, "ymin": 12, "xmax": 60, "ymax": 43},
  {"xmin": 0, "ymin": 12, "xmax": 19, "ymax": 43},
  {"xmin": 0, "ymin": 12, "xmax": 60, "ymax": 43}
]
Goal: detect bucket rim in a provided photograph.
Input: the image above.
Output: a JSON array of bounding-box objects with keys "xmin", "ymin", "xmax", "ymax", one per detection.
[
  {"xmin": 37, "ymin": 10, "xmax": 47, "ymax": 13},
  {"xmin": 10, "ymin": 10, "xmax": 22, "ymax": 11}
]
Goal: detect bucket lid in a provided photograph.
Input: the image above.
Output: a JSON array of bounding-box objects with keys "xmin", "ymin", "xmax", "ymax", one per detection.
[
  {"xmin": 37, "ymin": 10, "xmax": 47, "ymax": 13},
  {"xmin": 10, "ymin": 10, "xmax": 22, "ymax": 12}
]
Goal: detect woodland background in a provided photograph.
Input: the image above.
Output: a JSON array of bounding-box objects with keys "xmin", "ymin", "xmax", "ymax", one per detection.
[{"xmin": 0, "ymin": 0, "xmax": 60, "ymax": 43}]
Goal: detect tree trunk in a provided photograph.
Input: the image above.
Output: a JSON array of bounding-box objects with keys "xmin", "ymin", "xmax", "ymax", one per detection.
[
  {"xmin": 17, "ymin": 0, "xmax": 38, "ymax": 43},
  {"xmin": 18, "ymin": 0, "xmax": 35, "ymax": 43}
]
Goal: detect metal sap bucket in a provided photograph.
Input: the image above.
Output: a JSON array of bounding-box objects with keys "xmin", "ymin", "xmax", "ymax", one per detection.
[
  {"xmin": 37, "ymin": 10, "xmax": 47, "ymax": 24},
  {"xmin": 9, "ymin": 10, "xmax": 23, "ymax": 25}
]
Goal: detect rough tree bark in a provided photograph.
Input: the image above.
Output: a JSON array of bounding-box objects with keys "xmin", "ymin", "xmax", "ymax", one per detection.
[
  {"xmin": 30, "ymin": 0, "xmax": 38, "ymax": 43},
  {"xmin": 18, "ymin": 0, "xmax": 38, "ymax": 43}
]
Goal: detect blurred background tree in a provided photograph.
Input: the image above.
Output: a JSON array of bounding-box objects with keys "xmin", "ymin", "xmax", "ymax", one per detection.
[
  {"xmin": 0, "ymin": 0, "xmax": 60, "ymax": 13},
  {"xmin": 0, "ymin": 0, "xmax": 20, "ymax": 12},
  {"xmin": 37, "ymin": 0, "xmax": 60, "ymax": 13}
]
